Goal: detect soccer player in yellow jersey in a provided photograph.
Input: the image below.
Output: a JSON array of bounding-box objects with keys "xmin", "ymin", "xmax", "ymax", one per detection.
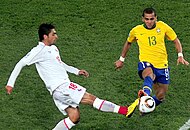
[{"xmin": 115, "ymin": 7, "xmax": 189, "ymax": 113}]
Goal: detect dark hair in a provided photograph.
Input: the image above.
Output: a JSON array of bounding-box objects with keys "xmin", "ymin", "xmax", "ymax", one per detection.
[
  {"xmin": 142, "ymin": 7, "xmax": 157, "ymax": 17},
  {"xmin": 38, "ymin": 23, "xmax": 55, "ymax": 41}
]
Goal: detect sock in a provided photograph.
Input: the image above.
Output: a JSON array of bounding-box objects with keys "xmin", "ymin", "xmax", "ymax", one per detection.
[
  {"xmin": 52, "ymin": 117, "xmax": 75, "ymax": 130},
  {"xmin": 152, "ymin": 95, "xmax": 162, "ymax": 106},
  {"xmin": 93, "ymin": 98, "xmax": 128, "ymax": 115},
  {"xmin": 143, "ymin": 76, "xmax": 153, "ymax": 95},
  {"xmin": 118, "ymin": 106, "xmax": 128, "ymax": 115}
]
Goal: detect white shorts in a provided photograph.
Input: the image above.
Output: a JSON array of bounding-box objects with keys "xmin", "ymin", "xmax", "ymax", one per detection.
[{"xmin": 52, "ymin": 82, "xmax": 86, "ymax": 115}]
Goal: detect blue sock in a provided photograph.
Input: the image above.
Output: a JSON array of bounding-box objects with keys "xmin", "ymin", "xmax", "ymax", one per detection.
[
  {"xmin": 152, "ymin": 95, "xmax": 162, "ymax": 106},
  {"xmin": 143, "ymin": 76, "xmax": 153, "ymax": 95}
]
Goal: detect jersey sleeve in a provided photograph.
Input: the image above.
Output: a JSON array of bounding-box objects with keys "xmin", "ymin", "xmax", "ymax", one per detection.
[
  {"xmin": 164, "ymin": 23, "xmax": 177, "ymax": 41},
  {"xmin": 22, "ymin": 46, "xmax": 44, "ymax": 65},
  {"xmin": 6, "ymin": 45, "xmax": 44, "ymax": 88},
  {"xmin": 6, "ymin": 59, "xmax": 26, "ymax": 88},
  {"xmin": 127, "ymin": 28, "xmax": 137, "ymax": 43},
  {"xmin": 61, "ymin": 62, "xmax": 80, "ymax": 75}
]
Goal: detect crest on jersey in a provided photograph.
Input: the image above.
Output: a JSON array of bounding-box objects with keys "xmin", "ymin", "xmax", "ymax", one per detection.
[{"xmin": 156, "ymin": 28, "xmax": 161, "ymax": 33}]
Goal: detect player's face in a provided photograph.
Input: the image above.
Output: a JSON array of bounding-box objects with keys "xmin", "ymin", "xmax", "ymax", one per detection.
[
  {"xmin": 142, "ymin": 13, "xmax": 157, "ymax": 29},
  {"xmin": 45, "ymin": 29, "xmax": 58, "ymax": 45}
]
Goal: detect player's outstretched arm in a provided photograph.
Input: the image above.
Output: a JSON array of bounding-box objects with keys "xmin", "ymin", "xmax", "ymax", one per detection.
[
  {"xmin": 173, "ymin": 38, "xmax": 189, "ymax": 66},
  {"xmin": 6, "ymin": 59, "xmax": 26, "ymax": 94},
  {"xmin": 114, "ymin": 41, "xmax": 132, "ymax": 69}
]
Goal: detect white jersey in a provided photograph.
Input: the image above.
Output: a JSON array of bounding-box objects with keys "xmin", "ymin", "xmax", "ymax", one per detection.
[{"xmin": 7, "ymin": 42, "xmax": 80, "ymax": 94}]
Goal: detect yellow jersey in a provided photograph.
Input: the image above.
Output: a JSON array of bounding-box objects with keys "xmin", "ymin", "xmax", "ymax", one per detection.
[{"xmin": 127, "ymin": 21, "xmax": 177, "ymax": 68}]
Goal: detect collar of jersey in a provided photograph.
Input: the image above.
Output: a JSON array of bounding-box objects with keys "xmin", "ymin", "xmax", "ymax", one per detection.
[
  {"xmin": 143, "ymin": 23, "xmax": 156, "ymax": 30},
  {"xmin": 39, "ymin": 42, "xmax": 46, "ymax": 46}
]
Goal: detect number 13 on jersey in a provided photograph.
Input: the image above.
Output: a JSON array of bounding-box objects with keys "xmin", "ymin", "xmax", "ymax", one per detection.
[{"xmin": 148, "ymin": 36, "xmax": 157, "ymax": 46}]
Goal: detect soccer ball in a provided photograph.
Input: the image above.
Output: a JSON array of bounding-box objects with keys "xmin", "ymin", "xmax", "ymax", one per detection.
[{"xmin": 139, "ymin": 95, "xmax": 155, "ymax": 113}]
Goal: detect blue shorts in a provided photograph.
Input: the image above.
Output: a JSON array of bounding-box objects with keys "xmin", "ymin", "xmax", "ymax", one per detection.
[{"xmin": 138, "ymin": 62, "xmax": 170, "ymax": 84}]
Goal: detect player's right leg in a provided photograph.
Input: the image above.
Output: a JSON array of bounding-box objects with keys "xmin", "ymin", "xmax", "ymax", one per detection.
[
  {"xmin": 126, "ymin": 98, "xmax": 139, "ymax": 118},
  {"xmin": 80, "ymin": 92, "xmax": 137, "ymax": 118},
  {"xmin": 141, "ymin": 67, "xmax": 155, "ymax": 95},
  {"xmin": 138, "ymin": 62, "xmax": 156, "ymax": 96}
]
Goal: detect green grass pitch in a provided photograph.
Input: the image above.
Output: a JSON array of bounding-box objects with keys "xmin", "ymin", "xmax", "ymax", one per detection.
[{"xmin": 0, "ymin": 0, "xmax": 190, "ymax": 129}]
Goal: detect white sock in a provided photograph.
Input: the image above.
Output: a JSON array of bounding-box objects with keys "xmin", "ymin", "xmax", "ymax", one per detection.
[
  {"xmin": 113, "ymin": 105, "xmax": 120, "ymax": 113},
  {"xmin": 52, "ymin": 117, "xmax": 75, "ymax": 130},
  {"xmin": 93, "ymin": 98, "xmax": 118, "ymax": 112}
]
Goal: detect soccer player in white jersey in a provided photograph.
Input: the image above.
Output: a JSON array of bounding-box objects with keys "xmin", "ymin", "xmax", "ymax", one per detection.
[{"xmin": 5, "ymin": 23, "xmax": 137, "ymax": 130}]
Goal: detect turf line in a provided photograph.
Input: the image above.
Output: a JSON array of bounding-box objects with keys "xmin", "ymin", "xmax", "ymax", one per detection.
[{"xmin": 179, "ymin": 118, "xmax": 190, "ymax": 130}]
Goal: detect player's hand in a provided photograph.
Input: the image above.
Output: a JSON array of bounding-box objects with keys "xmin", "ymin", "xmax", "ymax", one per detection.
[
  {"xmin": 177, "ymin": 57, "xmax": 189, "ymax": 66},
  {"xmin": 6, "ymin": 85, "xmax": 13, "ymax": 95},
  {"xmin": 114, "ymin": 60, "xmax": 124, "ymax": 69},
  {"xmin": 79, "ymin": 70, "xmax": 89, "ymax": 77}
]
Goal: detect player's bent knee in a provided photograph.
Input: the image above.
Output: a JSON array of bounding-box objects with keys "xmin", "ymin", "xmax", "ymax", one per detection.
[
  {"xmin": 81, "ymin": 92, "xmax": 97, "ymax": 105},
  {"xmin": 156, "ymin": 93, "xmax": 166, "ymax": 101},
  {"xmin": 74, "ymin": 117, "xmax": 80, "ymax": 124},
  {"xmin": 66, "ymin": 107, "xmax": 80, "ymax": 124},
  {"xmin": 70, "ymin": 116, "xmax": 80, "ymax": 124}
]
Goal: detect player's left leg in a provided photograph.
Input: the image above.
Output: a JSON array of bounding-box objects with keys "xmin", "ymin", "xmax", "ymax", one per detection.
[
  {"xmin": 52, "ymin": 107, "xmax": 80, "ymax": 130},
  {"xmin": 152, "ymin": 67, "xmax": 170, "ymax": 106},
  {"xmin": 153, "ymin": 83, "xmax": 168, "ymax": 106}
]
